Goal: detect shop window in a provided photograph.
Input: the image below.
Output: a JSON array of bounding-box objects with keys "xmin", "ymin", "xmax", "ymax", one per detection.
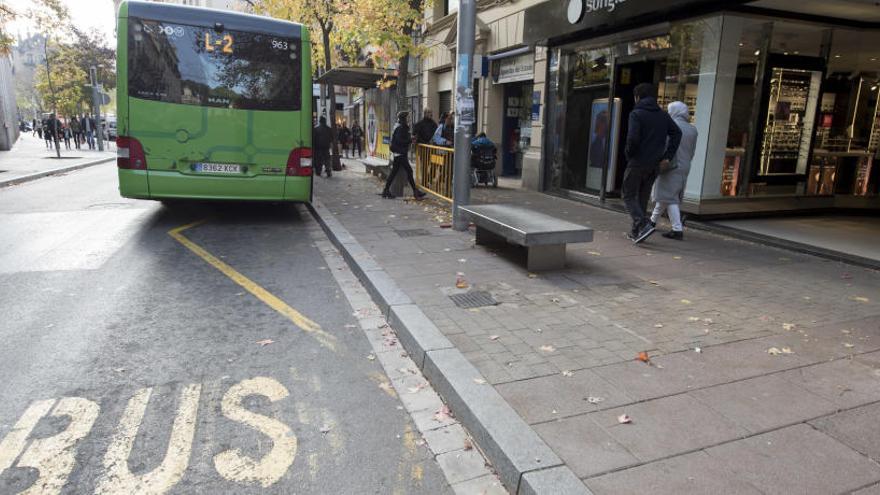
[
  {"xmin": 808, "ymin": 29, "xmax": 880, "ymax": 197},
  {"xmin": 658, "ymin": 24, "xmax": 705, "ymax": 122}
]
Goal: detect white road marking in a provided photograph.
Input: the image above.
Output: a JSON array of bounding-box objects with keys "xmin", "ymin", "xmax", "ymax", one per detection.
[
  {"xmin": 213, "ymin": 377, "xmax": 297, "ymax": 488},
  {"xmin": 0, "ymin": 399, "xmax": 56, "ymax": 474},
  {"xmin": 95, "ymin": 384, "xmax": 201, "ymax": 495},
  {"xmin": 16, "ymin": 397, "xmax": 100, "ymax": 495}
]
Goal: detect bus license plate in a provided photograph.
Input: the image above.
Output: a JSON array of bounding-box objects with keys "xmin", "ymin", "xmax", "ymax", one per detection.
[{"xmin": 195, "ymin": 162, "xmax": 241, "ymax": 174}]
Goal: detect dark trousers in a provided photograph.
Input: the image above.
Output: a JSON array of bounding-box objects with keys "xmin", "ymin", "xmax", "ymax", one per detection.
[
  {"xmin": 352, "ymin": 139, "xmax": 362, "ymax": 157},
  {"xmin": 314, "ymin": 149, "xmax": 331, "ymax": 176},
  {"xmin": 622, "ymin": 166, "xmax": 657, "ymax": 234},
  {"xmin": 384, "ymin": 154, "xmax": 418, "ymax": 193}
]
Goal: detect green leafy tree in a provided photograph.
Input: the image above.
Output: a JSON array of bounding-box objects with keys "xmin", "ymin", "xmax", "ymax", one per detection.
[{"xmin": 34, "ymin": 43, "xmax": 87, "ymax": 118}]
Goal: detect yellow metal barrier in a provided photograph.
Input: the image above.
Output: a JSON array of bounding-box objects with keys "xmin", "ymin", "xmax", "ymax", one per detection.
[{"xmin": 415, "ymin": 144, "xmax": 454, "ymax": 202}]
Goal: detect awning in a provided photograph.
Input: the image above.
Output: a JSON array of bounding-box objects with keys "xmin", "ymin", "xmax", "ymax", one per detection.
[{"xmin": 315, "ymin": 67, "xmax": 397, "ymax": 88}]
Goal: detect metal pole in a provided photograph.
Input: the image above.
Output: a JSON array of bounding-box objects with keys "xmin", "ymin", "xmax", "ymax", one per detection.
[
  {"xmin": 451, "ymin": 0, "xmax": 476, "ymax": 231},
  {"xmin": 90, "ymin": 66, "xmax": 104, "ymax": 152}
]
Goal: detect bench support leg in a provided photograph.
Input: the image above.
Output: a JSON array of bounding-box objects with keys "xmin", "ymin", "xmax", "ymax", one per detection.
[
  {"xmin": 527, "ymin": 244, "xmax": 566, "ymax": 271},
  {"xmin": 475, "ymin": 226, "xmax": 506, "ymax": 246}
]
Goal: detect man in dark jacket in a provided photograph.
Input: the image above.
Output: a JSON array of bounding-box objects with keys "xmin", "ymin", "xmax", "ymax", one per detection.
[
  {"xmin": 382, "ymin": 111, "xmax": 425, "ymax": 199},
  {"xmin": 351, "ymin": 121, "xmax": 364, "ymax": 157},
  {"xmin": 623, "ymin": 83, "xmax": 682, "ymax": 243},
  {"xmin": 412, "ymin": 108, "xmax": 437, "ymax": 146},
  {"xmin": 313, "ymin": 116, "xmax": 333, "ymax": 177}
]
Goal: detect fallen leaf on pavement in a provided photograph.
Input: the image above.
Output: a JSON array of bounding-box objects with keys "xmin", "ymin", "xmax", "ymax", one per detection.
[
  {"xmin": 782, "ymin": 347, "xmax": 794, "ymax": 354},
  {"xmin": 434, "ymin": 405, "xmax": 453, "ymax": 422},
  {"xmin": 585, "ymin": 396, "xmax": 604, "ymax": 404},
  {"xmin": 768, "ymin": 347, "xmax": 794, "ymax": 356},
  {"xmin": 527, "ymin": 273, "xmax": 538, "ymax": 279},
  {"xmin": 702, "ymin": 318, "xmax": 714, "ymax": 325},
  {"xmin": 654, "ymin": 323, "xmax": 664, "ymax": 328},
  {"xmin": 588, "ymin": 251, "xmax": 602, "ymax": 256},
  {"xmin": 649, "ymin": 280, "xmax": 660, "ymax": 285},
  {"xmin": 473, "ymin": 378, "xmax": 487, "ymax": 385},
  {"xmin": 673, "ymin": 256, "xmax": 682, "ymax": 260},
  {"xmin": 841, "ymin": 272, "xmax": 852, "ymax": 279},
  {"xmin": 637, "ymin": 351, "xmax": 650, "ymax": 363},
  {"xmin": 256, "ymin": 339, "xmax": 275, "ymax": 346},
  {"xmin": 488, "ymin": 335, "xmax": 500, "ymax": 341},
  {"xmin": 853, "ymin": 296, "xmax": 870, "ymax": 303},
  {"xmin": 366, "ymin": 354, "xmax": 376, "ymax": 361},
  {"xmin": 463, "ymin": 438, "xmax": 473, "ymax": 451},
  {"xmin": 562, "ymin": 370, "xmax": 574, "ymax": 377},
  {"xmin": 344, "ymin": 324, "xmax": 357, "ymax": 329},
  {"xmin": 681, "ymin": 299, "xmax": 692, "ymax": 305},
  {"xmin": 688, "ymin": 316, "xmax": 701, "ymax": 322},
  {"xmin": 843, "ymin": 343, "xmax": 855, "ymax": 348},
  {"xmin": 455, "ymin": 273, "xmax": 469, "ymax": 289},
  {"xmin": 842, "ymin": 329, "xmax": 852, "ymax": 334},
  {"xmin": 458, "ymin": 258, "xmax": 467, "ymax": 263},
  {"xmin": 319, "ymin": 424, "xmax": 332, "ymax": 434},
  {"xmin": 782, "ymin": 323, "xmax": 796, "ymax": 331},
  {"xmin": 617, "ymin": 414, "xmax": 632, "ymax": 424},
  {"xmin": 407, "ymin": 383, "xmax": 428, "ymax": 394},
  {"xmin": 694, "ymin": 347, "xmax": 702, "ymax": 353},
  {"xmin": 540, "ymin": 345, "xmax": 556, "ymax": 353}
]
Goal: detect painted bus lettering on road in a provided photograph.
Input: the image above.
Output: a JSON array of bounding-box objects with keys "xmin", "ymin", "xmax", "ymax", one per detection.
[{"xmin": 0, "ymin": 377, "xmax": 297, "ymax": 494}]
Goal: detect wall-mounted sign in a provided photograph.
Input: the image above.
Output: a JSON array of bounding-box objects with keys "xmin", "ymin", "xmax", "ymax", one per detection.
[
  {"xmin": 366, "ymin": 104, "xmax": 378, "ymax": 155},
  {"xmin": 491, "ymin": 53, "xmax": 534, "ymax": 84}
]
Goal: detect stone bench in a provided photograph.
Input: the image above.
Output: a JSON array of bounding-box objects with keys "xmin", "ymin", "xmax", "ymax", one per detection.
[{"xmin": 459, "ymin": 204, "xmax": 594, "ymax": 271}]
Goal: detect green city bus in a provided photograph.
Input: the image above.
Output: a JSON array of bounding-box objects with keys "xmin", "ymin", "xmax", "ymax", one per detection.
[{"xmin": 116, "ymin": 1, "xmax": 313, "ymax": 202}]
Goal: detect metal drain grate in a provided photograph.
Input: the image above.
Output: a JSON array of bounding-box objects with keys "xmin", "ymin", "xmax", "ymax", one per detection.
[
  {"xmin": 449, "ymin": 291, "xmax": 497, "ymax": 309},
  {"xmin": 395, "ymin": 228, "xmax": 432, "ymax": 238}
]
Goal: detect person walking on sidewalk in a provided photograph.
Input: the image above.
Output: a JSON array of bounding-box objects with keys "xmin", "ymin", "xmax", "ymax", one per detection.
[
  {"xmin": 313, "ymin": 116, "xmax": 333, "ymax": 178},
  {"xmin": 650, "ymin": 101, "xmax": 697, "ymax": 240},
  {"xmin": 338, "ymin": 122, "xmax": 351, "ymax": 158},
  {"xmin": 413, "ymin": 108, "xmax": 437, "ymax": 146},
  {"xmin": 623, "ymin": 83, "xmax": 682, "ymax": 244},
  {"xmin": 382, "ymin": 111, "xmax": 425, "ymax": 200},
  {"xmin": 351, "ymin": 121, "xmax": 364, "ymax": 158}
]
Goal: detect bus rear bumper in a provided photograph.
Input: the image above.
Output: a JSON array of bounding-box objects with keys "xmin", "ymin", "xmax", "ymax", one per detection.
[{"xmin": 118, "ymin": 169, "xmax": 312, "ymax": 202}]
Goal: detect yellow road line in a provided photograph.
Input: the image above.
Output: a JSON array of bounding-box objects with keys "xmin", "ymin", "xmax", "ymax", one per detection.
[{"xmin": 168, "ymin": 221, "xmax": 336, "ymax": 351}]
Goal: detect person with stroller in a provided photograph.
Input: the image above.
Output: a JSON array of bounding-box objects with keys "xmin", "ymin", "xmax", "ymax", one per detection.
[{"xmin": 471, "ymin": 133, "xmax": 498, "ymax": 187}]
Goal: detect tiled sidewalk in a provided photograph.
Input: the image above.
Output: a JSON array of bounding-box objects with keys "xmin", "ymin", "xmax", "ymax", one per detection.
[
  {"xmin": 0, "ymin": 133, "xmax": 114, "ymax": 183},
  {"xmin": 316, "ymin": 161, "xmax": 880, "ymax": 494}
]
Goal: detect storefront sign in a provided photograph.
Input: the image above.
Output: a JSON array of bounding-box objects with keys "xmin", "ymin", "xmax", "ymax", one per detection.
[
  {"xmin": 524, "ymin": 0, "xmax": 733, "ymax": 44},
  {"xmin": 492, "ymin": 53, "xmax": 534, "ymax": 84}
]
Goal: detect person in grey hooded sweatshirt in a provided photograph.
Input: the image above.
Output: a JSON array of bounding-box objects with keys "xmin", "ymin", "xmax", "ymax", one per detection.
[{"xmin": 650, "ymin": 101, "xmax": 697, "ymax": 240}]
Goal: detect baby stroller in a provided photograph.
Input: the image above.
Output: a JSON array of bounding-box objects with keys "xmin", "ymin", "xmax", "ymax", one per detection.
[{"xmin": 471, "ymin": 144, "xmax": 498, "ymax": 188}]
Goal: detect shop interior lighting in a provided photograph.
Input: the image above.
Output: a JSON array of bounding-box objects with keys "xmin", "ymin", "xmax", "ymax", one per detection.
[{"xmin": 754, "ymin": 49, "xmax": 761, "ymax": 56}]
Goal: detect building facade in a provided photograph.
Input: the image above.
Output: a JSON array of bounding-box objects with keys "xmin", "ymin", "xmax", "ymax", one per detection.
[{"xmin": 417, "ymin": 0, "xmax": 880, "ymax": 216}]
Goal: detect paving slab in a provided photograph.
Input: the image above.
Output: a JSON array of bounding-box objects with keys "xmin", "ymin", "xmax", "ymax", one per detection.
[
  {"xmin": 495, "ymin": 369, "xmax": 634, "ymax": 424},
  {"xmin": 779, "ymin": 358, "xmax": 880, "ymax": 409},
  {"xmin": 810, "ymin": 403, "xmax": 880, "ymax": 462},
  {"xmin": 591, "ymin": 351, "xmax": 735, "ymax": 402},
  {"xmin": 854, "ymin": 483, "xmax": 880, "ymax": 495},
  {"xmin": 704, "ymin": 424, "xmax": 880, "ymax": 495},
  {"xmin": 587, "ymin": 394, "xmax": 748, "ymax": 462},
  {"xmin": 584, "ymin": 451, "xmax": 762, "ymax": 495},
  {"xmin": 533, "ymin": 415, "xmax": 638, "ymax": 478},
  {"xmin": 690, "ymin": 374, "xmax": 838, "ymax": 434}
]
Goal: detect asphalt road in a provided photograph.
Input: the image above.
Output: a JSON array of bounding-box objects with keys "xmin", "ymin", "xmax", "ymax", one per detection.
[{"xmin": 0, "ymin": 164, "xmax": 452, "ymax": 494}]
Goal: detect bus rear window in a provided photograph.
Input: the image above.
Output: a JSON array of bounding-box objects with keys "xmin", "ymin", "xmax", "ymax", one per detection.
[{"xmin": 128, "ymin": 18, "xmax": 301, "ymax": 111}]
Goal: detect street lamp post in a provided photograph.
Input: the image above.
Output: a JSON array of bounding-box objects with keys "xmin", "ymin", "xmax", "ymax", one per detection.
[
  {"xmin": 451, "ymin": 0, "xmax": 477, "ymax": 231},
  {"xmin": 90, "ymin": 65, "xmax": 105, "ymax": 152}
]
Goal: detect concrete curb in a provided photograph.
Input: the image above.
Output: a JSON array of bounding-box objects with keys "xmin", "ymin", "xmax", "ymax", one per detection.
[
  {"xmin": 308, "ymin": 200, "xmax": 591, "ymax": 495},
  {"xmin": 0, "ymin": 156, "xmax": 115, "ymax": 188}
]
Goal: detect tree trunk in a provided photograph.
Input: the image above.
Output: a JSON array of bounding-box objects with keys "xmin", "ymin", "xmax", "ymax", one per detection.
[{"xmin": 322, "ymin": 27, "xmax": 341, "ymax": 169}]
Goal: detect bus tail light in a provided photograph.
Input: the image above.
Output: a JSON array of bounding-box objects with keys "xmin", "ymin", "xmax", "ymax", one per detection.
[
  {"xmin": 286, "ymin": 147, "xmax": 312, "ymax": 176},
  {"xmin": 117, "ymin": 137, "xmax": 147, "ymax": 170}
]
